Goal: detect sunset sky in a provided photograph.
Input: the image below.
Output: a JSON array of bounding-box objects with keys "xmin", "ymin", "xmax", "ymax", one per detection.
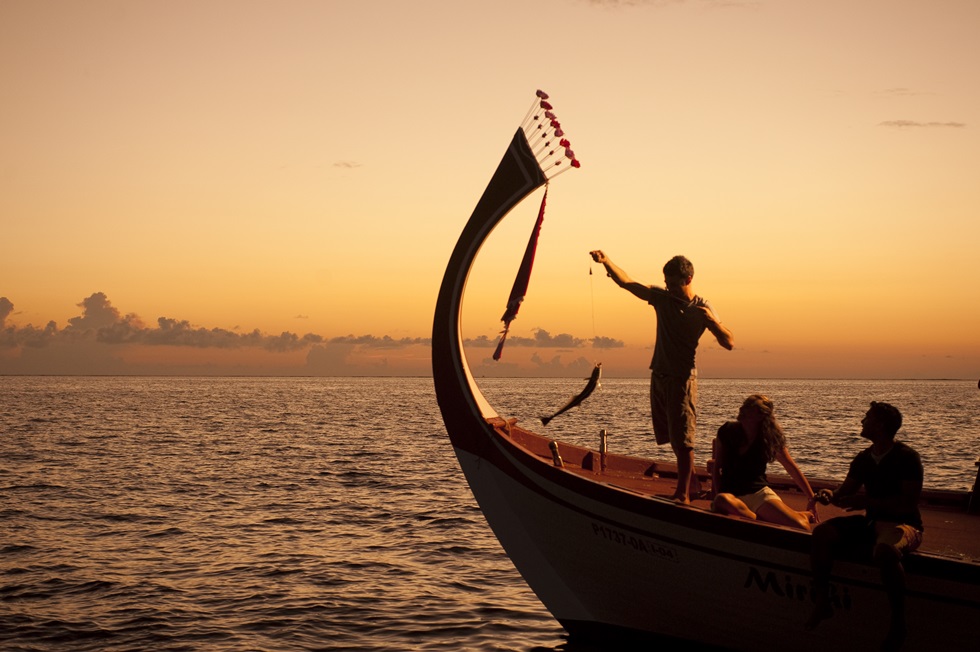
[{"xmin": 2, "ymin": 0, "xmax": 979, "ymax": 378}]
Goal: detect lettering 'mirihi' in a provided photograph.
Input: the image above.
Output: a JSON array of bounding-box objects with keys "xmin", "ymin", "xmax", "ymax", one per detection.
[{"xmin": 744, "ymin": 566, "xmax": 851, "ymax": 611}]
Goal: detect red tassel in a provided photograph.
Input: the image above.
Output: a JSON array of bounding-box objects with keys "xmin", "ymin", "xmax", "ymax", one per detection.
[{"xmin": 493, "ymin": 330, "xmax": 508, "ymax": 361}]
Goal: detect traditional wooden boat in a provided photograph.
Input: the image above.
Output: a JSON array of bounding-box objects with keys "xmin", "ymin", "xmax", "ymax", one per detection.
[{"xmin": 431, "ymin": 93, "xmax": 980, "ymax": 650}]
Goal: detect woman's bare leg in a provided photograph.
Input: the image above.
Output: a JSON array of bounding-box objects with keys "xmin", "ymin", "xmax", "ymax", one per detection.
[
  {"xmin": 711, "ymin": 494, "xmax": 757, "ymax": 520},
  {"xmin": 755, "ymin": 499, "xmax": 811, "ymax": 531}
]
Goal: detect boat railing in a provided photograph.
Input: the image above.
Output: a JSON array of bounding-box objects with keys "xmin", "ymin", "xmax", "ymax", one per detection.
[{"xmin": 489, "ymin": 417, "xmax": 980, "ymax": 515}]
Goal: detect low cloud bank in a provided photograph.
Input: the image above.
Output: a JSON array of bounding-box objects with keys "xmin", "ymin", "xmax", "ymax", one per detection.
[
  {"xmin": 1, "ymin": 293, "xmax": 324, "ymax": 352},
  {"xmin": 1, "ymin": 293, "xmax": 623, "ymax": 376}
]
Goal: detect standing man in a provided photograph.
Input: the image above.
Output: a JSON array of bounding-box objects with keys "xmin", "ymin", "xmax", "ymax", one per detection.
[
  {"xmin": 807, "ymin": 401, "xmax": 924, "ymax": 651},
  {"xmin": 589, "ymin": 251, "xmax": 734, "ymax": 503}
]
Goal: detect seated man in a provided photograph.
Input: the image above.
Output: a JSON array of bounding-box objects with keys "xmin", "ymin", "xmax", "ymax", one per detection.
[{"xmin": 807, "ymin": 401, "xmax": 923, "ymax": 651}]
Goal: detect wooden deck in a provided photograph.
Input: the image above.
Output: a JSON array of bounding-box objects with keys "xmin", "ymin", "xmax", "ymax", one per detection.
[{"xmin": 492, "ymin": 417, "xmax": 980, "ymax": 563}]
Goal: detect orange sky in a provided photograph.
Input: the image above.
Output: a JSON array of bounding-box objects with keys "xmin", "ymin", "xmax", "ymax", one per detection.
[{"xmin": 2, "ymin": 1, "xmax": 979, "ymax": 377}]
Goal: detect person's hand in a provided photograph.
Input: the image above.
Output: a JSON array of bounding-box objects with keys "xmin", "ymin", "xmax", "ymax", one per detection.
[
  {"xmin": 805, "ymin": 496, "xmax": 821, "ymax": 523},
  {"xmin": 814, "ymin": 488, "xmax": 834, "ymax": 505},
  {"xmin": 589, "ymin": 250, "xmax": 606, "ymax": 264}
]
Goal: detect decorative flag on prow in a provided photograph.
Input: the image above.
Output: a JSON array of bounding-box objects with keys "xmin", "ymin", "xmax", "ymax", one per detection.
[
  {"xmin": 493, "ymin": 187, "xmax": 546, "ymax": 361},
  {"xmin": 492, "ymin": 90, "xmax": 581, "ymax": 361}
]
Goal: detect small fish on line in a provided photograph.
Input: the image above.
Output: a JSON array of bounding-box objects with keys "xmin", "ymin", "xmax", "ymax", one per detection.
[{"xmin": 541, "ymin": 363, "xmax": 602, "ymax": 426}]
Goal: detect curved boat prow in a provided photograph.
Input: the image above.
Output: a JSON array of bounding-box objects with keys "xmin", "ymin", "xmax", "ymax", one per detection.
[{"xmin": 432, "ymin": 127, "xmax": 549, "ymax": 449}]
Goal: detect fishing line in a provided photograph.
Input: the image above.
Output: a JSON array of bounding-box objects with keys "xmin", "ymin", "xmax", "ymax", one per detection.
[{"xmin": 589, "ymin": 263, "xmax": 598, "ymax": 343}]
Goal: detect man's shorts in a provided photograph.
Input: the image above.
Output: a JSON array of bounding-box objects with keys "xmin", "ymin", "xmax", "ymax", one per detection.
[
  {"xmin": 873, "ymin": 521, "xmax": 923, "ymax": 556},
  {"xmin": 650, "ymin": 372, "xmax": 697, "ymax": 451},
  {"xmin": 821, "ymin": 515, "xmax": 923, "ymax": 559}
]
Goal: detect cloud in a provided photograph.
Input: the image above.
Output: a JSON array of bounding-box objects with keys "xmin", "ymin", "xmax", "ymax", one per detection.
[
  {"xmin": 468, "ymin": 351, "xmax": 596, "ymax": 378},
  {"xmin": 465, "ymin": 334, "xmax": 498, "ymax": 348},
  {"xmin": 328, "ymin": 334, "xmax": 430, "ymax": 348},
  {"xmin": 1, "ymin": 294, "xmax": 609, "ymax": 376},
  {"xmin": 1, "ymin": 296, "xmax": 587, "ymax": 356},
  {"xmin": 465, "ymin": 328, "xmax": 587, "ymax": 349},
  {"xmin": 879, "ymin": 120, "xmax": 966, "ymax": 128},
  {"xmin": 66, "ymin": 292, "xmax": 130, "ymax": 331},
  {"xmin": 134, "ymin": 319, "xmax": 324, "ymax": 352},
  {"xmin": 333, "ymin": 161, "xmax": 362, "ymax": 168},
  {"xmin": 305, "ymin": 340, "xmax": 389, "ymax": 375},
  {"xmin": 266, "ymin": 331, "xmax": 325, "ymax": 352},
  {"xmin": 0, "ymin": 319, "xmax": 59, "ymax": 349},
  {"xmin": 591, "ymin": 335, "xmax": 626, "ymax": 349},
  {"xmin": 304, "ymin": 336, "xmax": 434, "ymax": 376},
  {"xmin": 0, "ymin": 293, "xmax": 325, "ymax": 353},
  {"xmin": 533, "ymin": 329, "xmax": 585, "ymax": 348},
  {"xmin": 530, "ymin": 353, "xmax": 596, "ymax": 376},
  {"xmin": 0, "ymin": 297, "xmax": 13, "ymax": 324}
]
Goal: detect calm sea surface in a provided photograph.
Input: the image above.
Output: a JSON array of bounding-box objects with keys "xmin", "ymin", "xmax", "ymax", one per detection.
[{"xmin": 2, "ymin": 376, "xmax": 978, "ymax": 651}]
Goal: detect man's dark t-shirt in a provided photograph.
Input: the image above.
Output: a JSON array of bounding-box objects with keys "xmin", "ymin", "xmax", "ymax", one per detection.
[{"xmin": 845, "ymin": 441, "xmax": 923, "ymax": 530}]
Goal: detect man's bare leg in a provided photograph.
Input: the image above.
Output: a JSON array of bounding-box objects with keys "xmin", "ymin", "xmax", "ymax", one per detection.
[
  {"xmin": 876, "ymin": 543, "xmax": 909, "ymax": 651},
  {"xmin": 673, "ymin": 447, "xmax": 694, "ymax": 504},
  {"xmin": 806, "ymin": 522, "xmax": 838, "ymax": 629}
]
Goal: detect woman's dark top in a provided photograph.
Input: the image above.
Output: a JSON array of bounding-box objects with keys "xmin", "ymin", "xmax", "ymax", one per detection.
[{"xmin": 717, "ymin": 421, "xmax": 770, "ymax": 496}]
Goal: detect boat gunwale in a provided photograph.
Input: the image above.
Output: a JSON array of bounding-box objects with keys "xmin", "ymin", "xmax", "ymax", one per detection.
[{"xmin": 486, "ymin": 416, "xmax": 980, "ymax": 574}]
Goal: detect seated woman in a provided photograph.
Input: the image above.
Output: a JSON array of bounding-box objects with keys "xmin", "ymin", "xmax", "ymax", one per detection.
[{"xmin": 711, "ymin": 394, "xmax": 817, "ymax": 531}]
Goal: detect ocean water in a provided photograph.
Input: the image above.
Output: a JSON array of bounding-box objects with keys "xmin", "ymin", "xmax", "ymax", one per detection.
[{"xmin": 2, "ymin": 376, "xmax": 978, "ymax": 651}]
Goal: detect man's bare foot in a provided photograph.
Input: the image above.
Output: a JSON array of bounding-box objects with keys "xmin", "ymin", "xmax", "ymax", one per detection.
[
  {"xmin": 672, "ymin": 493, "xmax": 691, "ymax": 505},
  {"xmin": 804, "ymin": 600, "xmax": 833, "ymax": 630}
]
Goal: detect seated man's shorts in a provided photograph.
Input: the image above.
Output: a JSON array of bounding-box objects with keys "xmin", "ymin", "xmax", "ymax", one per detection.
[{"xmin": 822, "ymin": 514, "xmax": 923, "ymax": 559}]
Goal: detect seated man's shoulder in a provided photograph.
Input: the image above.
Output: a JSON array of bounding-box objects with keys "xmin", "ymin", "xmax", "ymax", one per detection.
[{"xmin": 894, "ymin": 440, "xmax": 922, "ymax": 459}]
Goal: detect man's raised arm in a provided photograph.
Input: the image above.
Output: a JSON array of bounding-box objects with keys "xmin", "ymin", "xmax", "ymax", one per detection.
[{"xmin": 590, "ymin": 250, "xmax": 653, "ymax": 302}]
